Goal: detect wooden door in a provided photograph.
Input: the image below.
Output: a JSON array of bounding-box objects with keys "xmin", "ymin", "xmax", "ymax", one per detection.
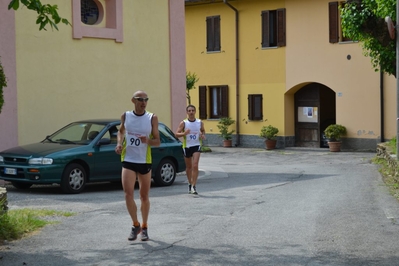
[{"xmin": 295, "ymin": 83, "xmax": 335, "ymax": 148}]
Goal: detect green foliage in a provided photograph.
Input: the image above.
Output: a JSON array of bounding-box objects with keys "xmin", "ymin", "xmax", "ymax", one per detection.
[
  {"xmin": 324, "ymin": 124, "xmax": 346, "ymax": 141},
  {"xmin": 340, "ymin": 0, "xmax": 396, "ymax": 76},
  {"xmin": 186, "ymin": 72, "xmax": 199, "ymax": 105},
  {"xmin": 388, "ymin": 136, "xmax": 397, "ymax": 155},
  {"xmin": 200, "ymin": 146, "xmax": 212, "ymax": 152},
  {"xmin": 1, "ymin": 1, "xmax": 71, "ymax": 114},
  {"xmin": 0, "ymin": 208, "xmax": 74, "ymax": 241},
  {"xmin": 372, "ymin": 155, "xmax": 399, "ymax": 200},
  {"xmin": 217, "ymin": 117, "xmax": 235, "ymax": 140},
  {"xmin": 259, "ymin": 125, "xmax": 279, "ymax": 140},
  {"xmin": 8, "ymin": 0, "xmax": 71, "ymax": 31},
  {"xmin": 0, "ymin": 196, "xmax": 7, "ymax": 214},
  {"xmin": 0, "ymin": 58, "xmax": 6, "ymax": 114}
]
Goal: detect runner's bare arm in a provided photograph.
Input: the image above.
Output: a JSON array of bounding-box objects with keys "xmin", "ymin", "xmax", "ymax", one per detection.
[
  {"xmin": 200, "ymin": 121, "xmax": 206, "ymax": 140},
  {"xmin": 175, "ymin": 121, "xmax": 189, "ymax": 138},
  {"xmin": 115, "ymin": 113, "xmax": 126, "ymax": 154},
  {"xmin": 149, "ymin": 114, "xmax": 160, "ymax": 147}
]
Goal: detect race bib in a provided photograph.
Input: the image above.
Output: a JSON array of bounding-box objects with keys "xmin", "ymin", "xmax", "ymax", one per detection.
[
  {"xmin": 127, "ymin": 132, "xmax": 144, "ymax": 147},
  {"xmin": 188, "ymin": 131, "xmax": 199, "ymax": 140}
]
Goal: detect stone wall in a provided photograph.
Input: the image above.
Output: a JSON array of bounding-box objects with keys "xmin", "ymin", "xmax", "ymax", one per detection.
[
  {"xmin": 203, "ymin": 133, "xmax": 378, "ymax": 150},
  {"xmin": 376, "ymin": 142, "xmax": 399, "ymax": 182}
]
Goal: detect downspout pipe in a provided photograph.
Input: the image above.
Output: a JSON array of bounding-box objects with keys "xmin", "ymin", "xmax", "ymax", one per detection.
[
  {"xmin": 396, "ymin": 0, "xmax": 399, "ymax": 159},
  {"xmin": 223, "ymin": 0, "xmax": 240, "ymax": 146},
  {"xmin": 380, "ymin": 68, "xmax": 384, "ymax": 143}
]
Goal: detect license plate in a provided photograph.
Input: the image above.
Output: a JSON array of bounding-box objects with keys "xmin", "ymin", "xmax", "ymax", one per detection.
[{"xmin": 4, "ymin": 168, "xmax": 17, "ymax": 175}]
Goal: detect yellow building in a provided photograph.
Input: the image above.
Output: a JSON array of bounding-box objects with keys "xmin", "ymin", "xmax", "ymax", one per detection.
[
  {"xmin": 0, "ymin": 0, "xmax": 187, "ymax": 151},
  {"xmin": 185, "ymin": 0, "xmax": 396, "ymax": 150}
]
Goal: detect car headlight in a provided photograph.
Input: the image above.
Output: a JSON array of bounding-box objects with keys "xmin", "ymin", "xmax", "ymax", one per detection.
[
  {"xmin": 29, "ymin": 158, "xmax": 53, "ymax": 165},
  {"xmin": 0, "ymin": 156, "xmax": 3, "ymax": 163}
]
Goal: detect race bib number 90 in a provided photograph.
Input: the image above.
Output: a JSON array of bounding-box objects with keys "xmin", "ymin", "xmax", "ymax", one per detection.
[
  {"xmin": 130, "ymin": 137, "xmax": 141, "ymax": 146},
  {"xmin": 188, "ymin": 131, "xmax": 199, "ymax": 140},
  {"xmin": 127, "ymin": 133, "xmax": 143, "ymax": 147}
]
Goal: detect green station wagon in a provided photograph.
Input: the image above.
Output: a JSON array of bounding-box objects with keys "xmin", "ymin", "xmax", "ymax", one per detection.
[{"xmin": 0, "ymin": 119, "xmax": 186, "ymax": 194}]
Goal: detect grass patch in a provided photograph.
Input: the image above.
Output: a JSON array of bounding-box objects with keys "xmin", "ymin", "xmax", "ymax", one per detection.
[
  {"xmin": 372, "ymin": 156, "xmax": 399, "ymax": 201},
  {"xmin": 201, "ymin": 146, "xmax": 212, "ymax": 152},
  {"xmin": 0, "ymin": 208, "xmax": 74, "ymax": 242},
  {"xmin": 386, "ymin": 136, "xmax": 397, "ymax": 155}
]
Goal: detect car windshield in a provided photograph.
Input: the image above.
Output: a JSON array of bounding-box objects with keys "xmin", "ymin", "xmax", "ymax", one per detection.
[
  {"xmin": 44, "ymin": 122, "xmax": 107, "ymax": 145},
  {"xmin": 159, "ymin": 123, "xmax": 180, "ymax": 143}
]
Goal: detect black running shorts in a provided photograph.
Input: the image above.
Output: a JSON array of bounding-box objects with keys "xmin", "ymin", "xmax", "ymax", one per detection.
[
  {"xmin": 183, "ymin": 145, "xmax": 201, "ymax": 158},
  {"xmin": 122, "ymin": 162, "xmax": 152, "ymax": 175}
]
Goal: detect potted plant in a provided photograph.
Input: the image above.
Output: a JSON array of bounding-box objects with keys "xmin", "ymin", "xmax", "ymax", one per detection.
[
  {"xmin": 260, "ymin": 125, "xmax": 279, "ymax": 150},
  {"xmin": 324, "ymin": 124, "xmax": 346, "ymax": 152},
  {"xmin": 217, "ymin": 117, "xmax": 235, "ymax": 147}
]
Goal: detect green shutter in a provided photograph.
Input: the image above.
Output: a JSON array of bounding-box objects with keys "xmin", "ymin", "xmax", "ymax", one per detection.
[
  {"xmin": 329, "ymin": 2, "xmax": 339, "ymax": 43},
  {"xmin": 221, "ymin": 85, "xmax": 228, "ymax": 117},
  {"xmin": 277, "ymin": 9, "xmax": 286, "ymax": 47},
  {"xmin": 261, "ymin": 11, "xmax": 270, "ymax": 48},
  {"xmin": 199, "ymin": 86, "xmax": 207, "ymax": 119}
]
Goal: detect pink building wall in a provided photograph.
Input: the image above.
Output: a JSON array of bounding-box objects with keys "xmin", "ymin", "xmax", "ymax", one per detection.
[
  {"xmin": 169, "ymin": 0, "xmax": 187, "ymax": 132},
  {"xmin": 0, "ymin": 0, "xmax": 18, "ymax": 151}
]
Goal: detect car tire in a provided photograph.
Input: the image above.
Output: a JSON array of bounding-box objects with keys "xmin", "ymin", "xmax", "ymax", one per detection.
[
  {"xmin": 11, "ymin": 181, "xmax": 32, "ymax": 189},
  {"xmin": 153, "ymin": 158, "xmax": 176, "ymax": 186},
  {"xmin": 61, "ymin": 163, "xmax": 86, "ymax": 194}
]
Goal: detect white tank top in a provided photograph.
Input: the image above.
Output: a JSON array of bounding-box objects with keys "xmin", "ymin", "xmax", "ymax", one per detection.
[
  {"xmin": 183, "ymin": 118, "xmax": 202, "ymax": 148},
  {"xmin": 121, "ymin": 110, "xmax": 153, "ymax": 163}
]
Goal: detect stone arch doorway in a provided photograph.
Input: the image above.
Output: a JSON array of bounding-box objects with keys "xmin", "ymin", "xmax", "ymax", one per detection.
[{"xmin": 294, "ymin": 83, "xmax": 336, "ymax": 148}]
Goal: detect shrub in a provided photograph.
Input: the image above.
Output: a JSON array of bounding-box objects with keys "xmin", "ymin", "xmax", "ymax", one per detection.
[
  {"xmin": 260, "ymin": 125, "xmax": 279, "ymax": 140},
  {"xmin": 324, "ymin": 124, "xmax": 346, "ymax": 141}
]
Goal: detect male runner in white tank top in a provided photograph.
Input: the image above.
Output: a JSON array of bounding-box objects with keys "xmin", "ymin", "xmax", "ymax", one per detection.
[
  {"xmin": 115, "ymin": 90, "xmax": 160, "ymax": 241},
  {"xmin": 175, "ymin": 105, "xmax": 206, "ymax": 195}
]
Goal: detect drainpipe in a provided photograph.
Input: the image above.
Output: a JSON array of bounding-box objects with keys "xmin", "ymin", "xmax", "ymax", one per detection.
[
  {"xmin": 380, "ymin": 68, "xmax": 384, "ymax": 143},
  {"xmin": 396, "ymin": 0, "xmax": 399, "ymax": 158},
  {"xmin": 223, "ymin": 0, "xmax": 240, "ymax": 146}
]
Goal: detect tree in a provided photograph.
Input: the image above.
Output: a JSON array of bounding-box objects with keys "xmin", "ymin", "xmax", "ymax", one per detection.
[
  {"xmin": 186, "ymin": 72, "xmax": 199, "ymax": 105},
  {"xmin": 340, "ymin": 0, "xmax": 396, "ymax": 76},
  {"xmin": 0, "ymin": 0, "xmax": 70, "ymax": 113},
  {"xmin": 8, "ymin": 0, "xmax": 70, "ymax": 31}
]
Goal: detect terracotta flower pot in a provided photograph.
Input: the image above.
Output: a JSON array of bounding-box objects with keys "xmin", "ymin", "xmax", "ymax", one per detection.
[
  {"xmin": 265, "ymin": 139, "xmax": 277, "ymax": 150},
  {"xmin": 223, "ymin": 139, "xmax": 232, "ymax": 147},
  {"xmin": 328, "ymin": 141, "xmax": 341, "ymax": 152}
]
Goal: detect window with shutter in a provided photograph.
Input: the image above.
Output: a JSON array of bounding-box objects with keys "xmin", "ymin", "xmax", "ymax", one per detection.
[
  {"xmin": 261, "ymin": 9, "xmax": 286, "ymax": 48},
  {"xmin": 207, "ymin": 85, "xmax": 229, "ymax": 119},
  {"xmin": 206, "ymin": 16, "xmax": 221, "ymax": 52},
  {"xmin": 248, "ymin": 94, "xmax": 263, "ymax": 121},
  {"xmin": 329, "ymin": 2, "xmax": 354, "ymax": 43},
  {"xmin": 198, "ymin": 85, "xmax": 229, "ymax": 119}
]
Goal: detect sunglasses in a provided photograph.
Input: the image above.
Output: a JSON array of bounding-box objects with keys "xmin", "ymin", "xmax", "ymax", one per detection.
[{"xmin": 134, "ymin": 97, "xmax": 149, "ymax": 102}]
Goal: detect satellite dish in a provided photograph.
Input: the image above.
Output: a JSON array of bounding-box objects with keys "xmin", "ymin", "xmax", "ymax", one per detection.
[{"xmin": 385, "ymin": 16, "xmax": 395, "ymax": 40}]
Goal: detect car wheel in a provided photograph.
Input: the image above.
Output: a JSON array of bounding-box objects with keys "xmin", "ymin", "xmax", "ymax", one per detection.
[
  {"xmin": 153, "ymin": 159, "xmax": 176, "ymax": 186},
  {"xmin": 61, "ymin": 163, "xmax": 86, "ymax": 194},
  {"xmin": 11, "ymin": 181, "xmax": 32, "ymax": 189}
]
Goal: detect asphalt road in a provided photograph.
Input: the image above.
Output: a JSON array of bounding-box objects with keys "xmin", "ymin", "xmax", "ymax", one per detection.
[{"xmin": 1, "ymin": 147, "xmax": 399, "ymax": 266}]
